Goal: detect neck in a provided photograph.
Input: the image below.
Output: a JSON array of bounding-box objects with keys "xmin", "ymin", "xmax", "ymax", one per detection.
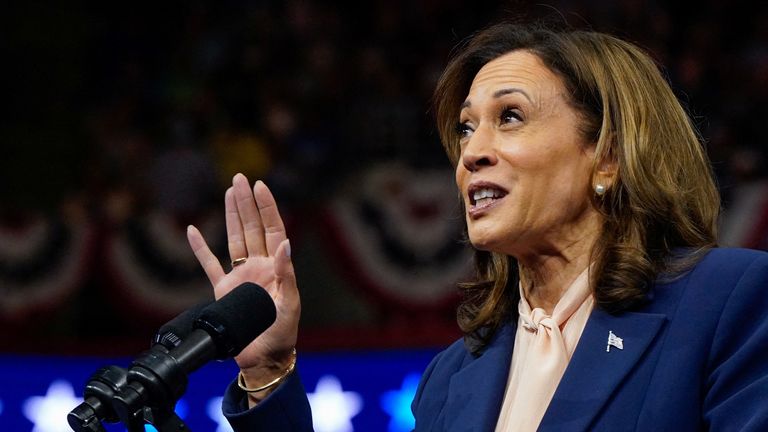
[{"xmin": 516, "ymin": 228, "xmax": 598, "ymax": 315}]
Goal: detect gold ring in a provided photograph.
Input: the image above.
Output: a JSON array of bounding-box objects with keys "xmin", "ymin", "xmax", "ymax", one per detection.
[{"xmin": 231, "ymin": 257, "xmax": 248, "ymax": 268}]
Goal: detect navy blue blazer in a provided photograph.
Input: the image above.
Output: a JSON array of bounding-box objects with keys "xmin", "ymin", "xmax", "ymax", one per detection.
[{"xmin": 224, "ymin": 248, "xmax": 768, "ymax": 431}]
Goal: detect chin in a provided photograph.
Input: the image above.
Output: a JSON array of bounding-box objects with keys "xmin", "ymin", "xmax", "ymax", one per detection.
[
  {"xmin": 467, "ymin": 231, "xmax": 500, "ymax": 253},
  {"xmin": 467, "ymin": 223, "xmax": 525, "ymax": 256}
]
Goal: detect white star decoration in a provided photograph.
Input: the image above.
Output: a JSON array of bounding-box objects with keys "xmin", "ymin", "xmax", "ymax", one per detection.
[
  {"xmin": 381, "ymin": 373, "xmax": 420, "ymax": 432},
  {"xmin": 307, "ymin": 375, "xmax": 363, "ymax": 432},
  {"xmin": 207, "ymin": 396, "xmax": 234, "ymax": 432},
  {"xmin": 23, "ymin": 380, "xmax": 81, "ymax": 432}
]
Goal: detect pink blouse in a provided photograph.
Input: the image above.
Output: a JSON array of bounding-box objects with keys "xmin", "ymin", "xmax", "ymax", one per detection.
[{"xmin": 494, "ymin": 266, "xmax": 595, "ymax": 431}]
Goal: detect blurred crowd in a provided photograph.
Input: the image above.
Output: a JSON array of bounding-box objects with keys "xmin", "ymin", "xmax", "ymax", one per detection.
[{"xmin": 2, "ymin": 0, "xmax": 767, "ymax": 355}]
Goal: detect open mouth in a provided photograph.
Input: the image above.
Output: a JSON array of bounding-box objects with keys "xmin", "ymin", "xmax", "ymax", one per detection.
[{"xmin": 468, "ymin": 183, "xmax": 508, "ymax": 209}]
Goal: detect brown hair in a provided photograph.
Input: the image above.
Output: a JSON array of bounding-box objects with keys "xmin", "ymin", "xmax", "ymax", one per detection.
[{"xmin": 434, "ymin": 22, "xmax": 720, "ymax": 349}]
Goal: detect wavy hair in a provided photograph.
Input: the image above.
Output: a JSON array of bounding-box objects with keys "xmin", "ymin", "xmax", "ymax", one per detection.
[{"xmin": 434, "ymin": 22, "xmax": 720, "ymax": 348}]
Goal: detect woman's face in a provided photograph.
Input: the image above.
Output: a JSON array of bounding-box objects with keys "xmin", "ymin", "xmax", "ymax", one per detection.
[{"xmin": 455, "ymin": 50, "xmax": 600, "ymax": 258}]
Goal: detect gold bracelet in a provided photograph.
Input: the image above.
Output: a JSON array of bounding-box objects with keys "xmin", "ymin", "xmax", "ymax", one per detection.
[{"xmin": 237, "ymin": 348, "xmax": 297, "ymax": 393}]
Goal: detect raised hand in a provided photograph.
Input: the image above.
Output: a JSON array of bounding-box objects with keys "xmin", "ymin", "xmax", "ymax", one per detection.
[{"xmin": 186, "ymin": 173, "xmax": 299, "ymax": 390}]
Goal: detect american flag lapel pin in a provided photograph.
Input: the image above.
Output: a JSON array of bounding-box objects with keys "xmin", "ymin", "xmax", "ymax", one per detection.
[{"xmin": 606, "ymin": 330, "xmax": 624, "ymax": 352}]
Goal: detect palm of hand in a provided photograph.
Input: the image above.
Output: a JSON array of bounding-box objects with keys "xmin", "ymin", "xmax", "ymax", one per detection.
[
  {"xmin": 187, "ymin": 174, "xmax": 299, "ymax": 370},
  {"xmin": 217, "ymin": 256, "xmax": 298, "ymax": 368}
]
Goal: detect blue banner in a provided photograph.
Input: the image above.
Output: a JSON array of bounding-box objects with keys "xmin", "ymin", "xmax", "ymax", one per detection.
[{"xmin": 0, "ymin": 349, "xmax": 438, "ymax": 432}]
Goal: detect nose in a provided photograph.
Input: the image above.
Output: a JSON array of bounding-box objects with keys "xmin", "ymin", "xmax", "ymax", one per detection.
[{"xmin": 461, "ymin": 126, "xmax": 497, "ymax": 172}]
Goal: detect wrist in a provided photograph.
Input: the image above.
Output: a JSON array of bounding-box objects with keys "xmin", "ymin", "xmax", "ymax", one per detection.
[{"xmin": 237, "ymin": 348, "xmax": 297, "ymax": 406}]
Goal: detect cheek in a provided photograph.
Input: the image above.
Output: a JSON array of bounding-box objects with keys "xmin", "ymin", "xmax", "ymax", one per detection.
[
  {"xmin": 511, "ymin": 154, "xmax": 592, "ymax": 211},
  {"xmin": 455, "ymin": 166, "xmax": 468, "ymax": 193},
  {"xmin": 537, "ymin": 168, "xmax": 594, "ymax": 218}
]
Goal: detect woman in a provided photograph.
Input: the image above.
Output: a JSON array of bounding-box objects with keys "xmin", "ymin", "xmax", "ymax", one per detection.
[{"xmin": 187, "ymin": 22, "xmax": 768, "ymax": 431}]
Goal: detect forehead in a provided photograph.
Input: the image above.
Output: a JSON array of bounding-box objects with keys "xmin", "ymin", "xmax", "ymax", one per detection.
[{"xmin": 467, "ymin": 50, "xmax": 564, "ymax": 100}]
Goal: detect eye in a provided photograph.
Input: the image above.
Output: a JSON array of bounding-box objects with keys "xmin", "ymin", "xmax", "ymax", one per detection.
[
  {"xmin": 500, "ymin": 107, "xmax": 523, "ymax": 124},
  {"xmin": 456, "ymin": 121, "xmax": 474, "ymax": 139}
]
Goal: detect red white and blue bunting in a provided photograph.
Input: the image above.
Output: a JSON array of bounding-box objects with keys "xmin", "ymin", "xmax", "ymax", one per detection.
[
  {"xmin": 322, "ymin": 162, "xmax": 473, "ymax": 310},
  {"xmin": 103, "ymin": 211, "xmax": 221, "ymax": 319},
  {"xmin": 0, "ymin": 215, "xmax": 94, "ymax": 321}
]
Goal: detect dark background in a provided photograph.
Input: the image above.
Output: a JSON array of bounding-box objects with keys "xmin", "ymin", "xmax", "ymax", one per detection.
[{"xmin": 2, "ymin": 0, "xmax": 767, "ymax": 356}]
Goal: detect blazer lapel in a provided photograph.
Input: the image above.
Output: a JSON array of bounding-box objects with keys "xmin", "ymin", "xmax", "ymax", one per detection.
[
  {"xmin": 540, "ymin": 309, "xmax": 667, "ymax": 431},
  {"xmin": 441, "ymin": 324, "xmax": 515, "ymax": 431}
]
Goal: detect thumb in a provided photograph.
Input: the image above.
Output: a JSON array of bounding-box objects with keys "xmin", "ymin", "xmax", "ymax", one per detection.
[{"xmin": 274, "ymin": 239, "xmax": 296, "ymax": 287}]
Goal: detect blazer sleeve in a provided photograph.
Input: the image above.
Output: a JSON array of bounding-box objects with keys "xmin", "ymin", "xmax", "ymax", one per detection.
[
  {"xmin": 704, "ymin": 253, "xmax": 768, "ymax": 431},
  {"xmin": 222, "ymin": 369, "xmax": 314, "ymax": 431}
]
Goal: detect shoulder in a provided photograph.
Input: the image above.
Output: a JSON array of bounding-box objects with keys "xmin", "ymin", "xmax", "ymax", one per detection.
[
  {"xmin": 693, "ymin": 247, "xmax": 768, "ymax": 331},
  {"xmin": 688, "ymin": 249, "xmax": 768, "ymax": 430},
  {"xmin": 650, "ymin": 247, "xmax": 768, "ymax": 315},
  {"xmin": 411, "ymin": 324, "xmax": 515, "ymax": 428},
  {"xmin": 649, "ymin": 246, "xmax": 768, "ymax": 321},
  {"xmin": 658, "ymin": 247, "xmax": 768, "ymax": 365},
  {"xmin": 418, "ymin": 338, "xmax": 472, "ymax": 385},
  {"xmin": 695, "ymin": 247, "xmax": 768, "ymax": 270},
  {"xmin": 419, "ymin": 322, "xmax": 516, "ymax": 379},
  {"xmin": 666, "ymin": 247, "xmax": 768, "ymax": 290},
  {"xmin": 410, "ymin": 337, "xmax": 470, "ymax": 424}
]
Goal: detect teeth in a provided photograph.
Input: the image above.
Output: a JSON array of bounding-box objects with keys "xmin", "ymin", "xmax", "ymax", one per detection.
[{"xmin": 472, "ymin": 188, "xmax": 502, "ymax": 201}]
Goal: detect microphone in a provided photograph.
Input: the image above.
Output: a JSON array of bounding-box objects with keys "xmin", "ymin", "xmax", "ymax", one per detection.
[
  {"xmin": 67, "ymin": 300, "xmax": 214, "ymax": 432},
  {"xmin": 110, "ymin": 282, "xmax": 277, "ymax": 428},
  {"xmin": 153, "ymin": 299, "xmax": 215, "ymax": 351}
]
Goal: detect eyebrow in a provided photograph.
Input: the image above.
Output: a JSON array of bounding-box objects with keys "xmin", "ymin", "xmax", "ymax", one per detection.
[{"xmin": 460, "ymin": 87, "xmax": 533, "ymax": 109}]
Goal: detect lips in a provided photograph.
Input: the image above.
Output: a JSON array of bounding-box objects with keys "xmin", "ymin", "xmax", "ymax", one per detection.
[{"xmin": 467, "ymin": 181, "xmax": 508, "ymax": 214}]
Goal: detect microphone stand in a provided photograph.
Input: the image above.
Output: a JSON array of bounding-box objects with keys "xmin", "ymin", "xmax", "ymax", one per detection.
[
  {"xmin": 142, "ymin": 406, "xmax": 189, "ymax": 432},
  {"xmin": 111, "ymin": 381, "xmax": 190, "ymax": 432},
  {"xmin": 68, "ymin": 357, "xmax": 191, "ymax": 432},
  {"xmin": 114, "ymin": 403, "xmax": 188, "ymax": 432},
  {"xmin": 68, "ymin": 365, "xmax": 127, "ymax": 432}
]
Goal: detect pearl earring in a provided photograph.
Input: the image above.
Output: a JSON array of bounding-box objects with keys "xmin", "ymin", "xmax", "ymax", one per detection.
[{"xmin": 595, "ymin": 184, "xmax": 606, "ymax": 196}]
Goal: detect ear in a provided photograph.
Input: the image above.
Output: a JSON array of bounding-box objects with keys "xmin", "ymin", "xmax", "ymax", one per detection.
[{"xmin": 593, "ymin": 148, "xmax": 618, "ymax": 189}]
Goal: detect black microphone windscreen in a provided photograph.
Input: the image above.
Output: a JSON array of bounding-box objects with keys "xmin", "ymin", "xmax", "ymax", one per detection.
[
  {"xmin": 154, "ymin": 299, "xmax": 214, "ymax": 350},
  {"xmin": 194, "ymin": 282, "xmax": 277, "ymax": 358}
]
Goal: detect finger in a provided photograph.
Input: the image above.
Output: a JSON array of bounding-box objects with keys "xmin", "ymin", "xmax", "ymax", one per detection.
[
  {"xmin": 274, "ymin": 239, "xmax": 297, "ymax": 295},
  {"xmin": 254, "ymin": 180, "xmax": 287, "ymax": 257},
  {"xmin": 225, "ymin": 187, "xmax": 247, "ymax": 261},
  {"xmin": 187, "ymin": 225, "xmax": 225, "ymax": 285},
  {"xmin": 232, "ymin": 173, "xmax": 267, "ymax": 256}
]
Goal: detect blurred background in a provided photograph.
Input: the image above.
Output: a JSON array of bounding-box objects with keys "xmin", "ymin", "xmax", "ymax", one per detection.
[{"xmin": 1, "ymin": 0, "xmax": 767, "ymax": 430}]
